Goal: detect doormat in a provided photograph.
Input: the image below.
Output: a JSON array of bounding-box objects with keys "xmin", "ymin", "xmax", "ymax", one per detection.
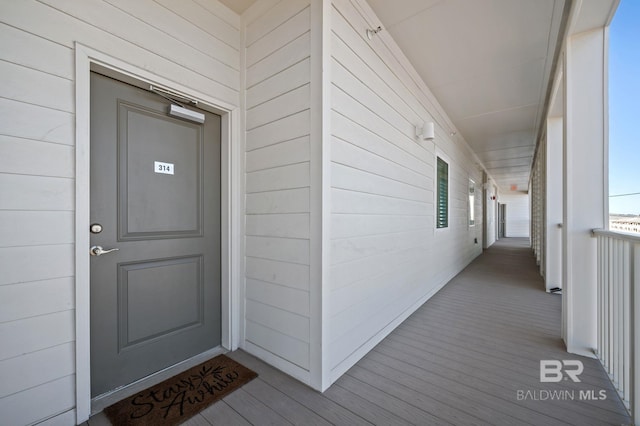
[{"xmin": 104, "ymin": 354, "xmax": 257, "ymax": 426}]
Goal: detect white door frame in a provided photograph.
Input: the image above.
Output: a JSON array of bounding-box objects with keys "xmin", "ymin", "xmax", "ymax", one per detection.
[{"xmin": 74, "ymin": 43, "xmax": 241, "ymax": 423}]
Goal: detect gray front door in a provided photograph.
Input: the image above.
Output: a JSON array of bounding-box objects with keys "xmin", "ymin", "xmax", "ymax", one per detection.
[{"xmin": 89, "ymin": 73, "xmax": 221, "ymax": 397}]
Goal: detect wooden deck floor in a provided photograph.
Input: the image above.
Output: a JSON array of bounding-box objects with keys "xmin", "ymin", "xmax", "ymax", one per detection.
[{"xmin": 86, "ymin": 238, "xmax": 631, "ymax": 426}]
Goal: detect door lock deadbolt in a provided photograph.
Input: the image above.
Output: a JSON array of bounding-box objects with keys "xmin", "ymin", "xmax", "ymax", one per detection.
[{"xmin": 90, "ymin": 223, "xmax": 103, "ymax": 234}]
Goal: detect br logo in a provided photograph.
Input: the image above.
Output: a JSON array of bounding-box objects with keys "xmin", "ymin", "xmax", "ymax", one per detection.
[{"xmin": 540, "ymin": 360, "xmax": 584, "ymax": 382}]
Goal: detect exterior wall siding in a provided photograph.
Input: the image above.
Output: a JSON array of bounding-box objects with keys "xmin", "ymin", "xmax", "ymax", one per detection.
[
  {"xmin": 242, "ymin": 0, "xmax": 314, "ymax": 382},
  {"xmin": 0, "ymin": 1, "xmax": 240, "ymax": 424},
  {"xmin": 1, "ymin": 0, "xmax": 494, "ymax": 418},
  {"xmin": 328, "ymin": 0, "xmax": 483, "ymax": 381},
  {"xmin": 500, "ymin": 193, "xmax": 532, "ymax": 238}
]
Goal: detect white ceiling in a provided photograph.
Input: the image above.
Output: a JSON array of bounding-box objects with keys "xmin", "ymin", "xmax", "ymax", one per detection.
[
  {"xmin": 367, "ymin": 0, "xmax": 567, "ymax": 192},
  {"xmin": 223, "ymin": 0, "xmax": 568, "ymax": 192},
  {"xmin": 217, "ymin": 0, "xmax": 256, "ymax": 15}
]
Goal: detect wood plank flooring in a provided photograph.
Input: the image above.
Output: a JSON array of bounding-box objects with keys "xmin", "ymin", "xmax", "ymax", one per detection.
[{"xmin": 85, "ymin": 238, "xmax": 631, "ymax": 425}]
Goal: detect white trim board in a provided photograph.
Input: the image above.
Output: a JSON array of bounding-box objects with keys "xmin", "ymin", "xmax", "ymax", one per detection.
[{"xmin": 74, "ymin": 43, "xmax": 241, "ymax": 423}]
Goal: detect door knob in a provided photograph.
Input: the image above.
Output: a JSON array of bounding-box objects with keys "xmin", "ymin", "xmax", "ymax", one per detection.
[{"xmin": 90, "ymin": 246, "xmax": 119, "ymax": 256}]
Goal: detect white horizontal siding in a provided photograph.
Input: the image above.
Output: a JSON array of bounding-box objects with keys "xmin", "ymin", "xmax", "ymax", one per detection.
[
  {"xmin": 0, "ymin": 211, "xmax": 74, "ymax": 247},
  {"xmin": 0, "ymin": 310, "xmax": 75, "ymax": 362},
  {"xmin": 243, "ymin": 0, "xmax": 312, "ymax": 379},
  {"xmin": 331, "ymin": 246, "xmax": 432, "ymax": 292},
  {"xmin": 37, "ymin": 409, "xmax": 77, "ymax": 426},
  {"xmin": 246, "ymin": 6, "xmax": 310, "ymax": 67},
  {"xmin": 328, "ymin": 0, "xmax": 483, "ymax": 380},
  {"xmin": 246, "ymin": 188, "xmax": 310, "ymax": 215},
  {"xmin": 245, "ymin": 236, "xmax": 310, "ymax": 265},
  {"xmin": 0, "ymin": 60, "xmax": 74, "ymax": 113},
  {"xmin": 246, "ymin": 110, "xmax": 310, "ymax": 151},
  {"xmin": 246, "ymin": 32, "xmax": 311, "ymax": 88},
  {"xmin": 0, "ymin": 1, "xmax": 241, "ymax": 424},
  {"xmin": 0, "ymin": 175, "xmax": 74, "ymax": 211},
  {"xmin": 40, "ymin": 0, "xmax": 239, "ymax": 88},
  {"xmin": 332, "ymin": 134, "xmax": 431, "ymax": 190},
  {"xmin": 0, "ymin": 98, "xmax": 74, "ymax": 146},
  {"xmin": 245, "ymin": 300, "xmax": 310, "ymax": 343},
  {"xmin": 153, "ymin": 0, "xmax": 240, "ymax": 50},
  {"xmin": 0, "ymin": 343, "xmax": 75, "ymax": 399},
  {"xmin": 500, "ymin": 192, "xmax": 531, "ymax": 238},
  {"xmin": 331, "ymin": 229, "xmax": 431, "ymax": 266},
  {"xmin": 245, "ymin": 0, "xmax": 308, "ymax": 46},
  {"xmin": 0, "ymin": 375, "xmax": 75, "ymax": 426},
  {"xmin": 246, "ymin": 163, "xmax": 311, "ymax": 193},
  {"xmin": 0, "ymin": 245, "xmax": 74, "ymax": 286},
  {"xmin": 246, "ymin": 136, "xmax": 309, "ymax": 172},
  {"xmin": 0, "ymin": 23, "xmax": 74, "ymax": 79},
  {"xmin": 332, "ymin": 214, "xmax": 431, "ymax": 240},
  {"xmin": 246, "ymin": 279, "xmax": 310, "ymax": 318},
  {"xmin": 245, "ymin": 321, "xmax": 310, "ymax": 369},
  {"xmin": 246, "ymin": 257, "xmax": 310, "ymax": 291},
  {"xmin": 0, "ymin": 278, "xmax": 74, "ymax": 323},
  {"xmin": 2, "ymin": 1, "xmax": 238, "ymax": 101},
  {"xmin": 332, "ymin": 162, "xmax": 431, "ymax": 202},
  {"xmin": 246, "ymin": 214, "xmax": 310, "ymax": 239},
  {"xmin": 246, "ymin": 58, "xmax": 311, "ymax": 109},
  {"xmin": 332, "ymin": 188, "xmax": 429, "ymax": 216},
  {"xmin": 0, "ymin": 136, "xmax": 74, "ymax": 179},
  {"xmin": 247, "ymin": 84, "xmax": 311, "ymax": 130}
]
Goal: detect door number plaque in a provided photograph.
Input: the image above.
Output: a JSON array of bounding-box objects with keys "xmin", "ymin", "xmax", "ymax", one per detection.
[{"xmin": 154, "ymin": 161, "xmax": 174, "ymax": 175}]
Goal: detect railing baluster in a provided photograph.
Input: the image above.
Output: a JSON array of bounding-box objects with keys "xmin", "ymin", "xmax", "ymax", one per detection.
[
  {"xmin": 614, "ymin": 238, "xmax": 620, "ymax": 388},
  {"xmin": 598, "ymin": 236, "xmax": 603, "ymax": 360},
  {"xmin": 616, "ymin": 240, "xmax": 624, "ymax": 392},
  {"xmin": 604, "ymin": 235, "xmax": 610, "ymax": 370},
  {"xmin": 619, "ymin": 239, "xmax": 624, "ymax": 400},
  {"xmin": 610, "ymin": 237, "xmax": 615, "ymax": 374},
  {"xmin": 620, "ymin": 239, "xmax": 625, "ymax": 392},
  {"xmin": 604, "ymin": 238, "xmax": 611, "ymax": 373},
  {"xmin": 624, "ymin": 241, "xmax": 631, "ymax": 407}
]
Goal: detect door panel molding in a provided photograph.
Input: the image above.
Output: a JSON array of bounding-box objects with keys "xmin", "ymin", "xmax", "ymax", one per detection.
[
  {"xmin": 74, "ymin": 43, "xmax": 241, "ymax": 423},
  {"xmin": 117, "ymin": 101, "xmax": 205, "ymax": 240},
  {"xmin": 118, "ymin": 255, "xmax": 204, "ymax": 350}
]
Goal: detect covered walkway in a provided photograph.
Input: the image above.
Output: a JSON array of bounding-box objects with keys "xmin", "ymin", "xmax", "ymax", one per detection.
[{"xmin": 88, "ymin": 239, "xmax": 630, "ymax": 425}]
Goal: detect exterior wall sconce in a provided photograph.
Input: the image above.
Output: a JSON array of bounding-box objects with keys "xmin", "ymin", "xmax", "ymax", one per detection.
[
  {"xmin": 366, "ymin": 26, "xmax": 383, "ymax": 40},
  {"xmin": 415, "ymin": 122, "xmax": 435, "ymax": 140}
]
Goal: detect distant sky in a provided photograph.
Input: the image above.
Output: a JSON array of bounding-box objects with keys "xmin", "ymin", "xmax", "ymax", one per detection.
[{"xmin": 609, "ymin": 0, "xmax": 640, "ymax": 215}]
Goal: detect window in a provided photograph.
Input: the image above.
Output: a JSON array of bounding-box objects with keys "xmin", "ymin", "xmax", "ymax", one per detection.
[
  {"xmin": 436, "ymin": 157, "xmax": 448, "ymax": 228},
  {"xmin": 469, "ymin": 179, "xmax": 476, "ymax": 226}
]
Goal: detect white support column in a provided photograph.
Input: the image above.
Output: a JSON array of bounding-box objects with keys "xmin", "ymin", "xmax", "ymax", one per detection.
[
  {"xmin": 563, "ymin": 27, "xmax": 608, "ymax": 357},
  {"xmin": 546, "ymin": 117, "xmax": 563, "ymax": 292}
]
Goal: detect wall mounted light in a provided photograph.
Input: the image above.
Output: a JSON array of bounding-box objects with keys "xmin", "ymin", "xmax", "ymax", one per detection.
[
  {"xmin": 366, "ymin": 26, "xmax": 383, "ymax": 40},
  {"xmin": 415, "ymin": 122, "xmax": 435, "ymax": 141}
]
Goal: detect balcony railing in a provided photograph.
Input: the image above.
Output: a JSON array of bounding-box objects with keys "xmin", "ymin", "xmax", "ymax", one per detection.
[{"xmin": 593, "ymin": 228, "xmax": 640, "ymax": 423}]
